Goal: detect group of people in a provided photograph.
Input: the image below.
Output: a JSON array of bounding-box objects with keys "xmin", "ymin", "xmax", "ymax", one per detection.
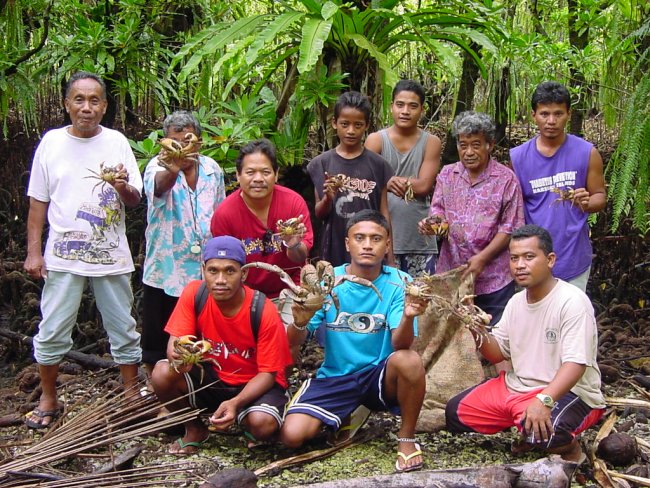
[{"xmin": 23, "ymin": 70, "xmax": 606, "ymax": 472}]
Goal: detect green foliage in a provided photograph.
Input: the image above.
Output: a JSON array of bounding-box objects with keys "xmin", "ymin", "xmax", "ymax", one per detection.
[{"xmin": 605, "ymin": 55, "xmax": 650, "ymax": 235}]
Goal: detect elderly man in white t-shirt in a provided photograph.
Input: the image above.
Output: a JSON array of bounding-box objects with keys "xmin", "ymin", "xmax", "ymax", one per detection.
[
  {"xmin": 445, "ymin": 224, "xmax": 605, "ymax": 462},
  {"xmin": 24, "ymin": 72, "xmax": 142, "ymax": 429}
]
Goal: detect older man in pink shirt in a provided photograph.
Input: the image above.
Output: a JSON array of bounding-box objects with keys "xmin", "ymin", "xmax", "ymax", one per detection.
[{"xmin": 419, "ymin": 111, "xmax": 524, "ymax": 325}]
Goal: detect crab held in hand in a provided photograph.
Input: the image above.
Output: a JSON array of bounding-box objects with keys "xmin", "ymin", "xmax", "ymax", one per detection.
[
  {"xmin": 403, "ymin": 179, "xmax": 415, "ymax": 203},
  {"xmin": 276, "ymin": 215, "xmax": 306, "ymax": 241},
  {"xmin": 84, "ymin": 162, "xmax": 126, "ymax": 192},
  {"xmin": 423, "ymin": 215, "xmax": 449, "ymax": 238},
  {"xmin": 324, "ymin": 172, "xmax": 350, "ymax": 194},
  {"xmin": 157, "ymin": 133, "xmax": 201, "ymax": 169},
  {"xmin": 550, "ymin": 186, "xmax": 576, "ymax": 206},
  {"xmin": 170, "ymin": 335, "xmax": 220, "ymax": 383},
  {"xmin": 242, "ymin": 260, "xmax": 382, "ymax": 326}
]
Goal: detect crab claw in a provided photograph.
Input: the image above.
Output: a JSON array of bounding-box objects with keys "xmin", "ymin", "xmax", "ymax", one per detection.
[
  {"xmin": 196, "ymin": 340, "xmax": 212, "ymax": 354},
  {"xmin": 177, "ymin": 335, "xmax": 198, "ymax": 345}
]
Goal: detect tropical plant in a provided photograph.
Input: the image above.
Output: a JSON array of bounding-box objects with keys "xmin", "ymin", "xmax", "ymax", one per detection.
[{"xmin": 605, "ymin": 51, "xmax": 650, "ymax": 235}]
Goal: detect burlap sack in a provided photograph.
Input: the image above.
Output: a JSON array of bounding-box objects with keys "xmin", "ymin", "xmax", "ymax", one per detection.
[{"xmin": 411, "ymin": 265, "xmax": 485, "ymax": 432}]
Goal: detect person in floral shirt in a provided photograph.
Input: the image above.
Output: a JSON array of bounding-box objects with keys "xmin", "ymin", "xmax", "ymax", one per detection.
[
  {"xmin": 418, "ymin": 111, "xmax": 523, "ymax": 325},
  {"xmin": 142, "ymin": 110, "xmax": 226, "ymax": 374}
]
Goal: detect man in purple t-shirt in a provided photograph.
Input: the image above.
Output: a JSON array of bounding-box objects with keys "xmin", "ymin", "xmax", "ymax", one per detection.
[
  {"xmin": 418, "ymin": 111, "xmax": 524, "ymax": 325},
  {"xmin": 510, "ymin": 82, "xmax": 606, "ymax": 291}
]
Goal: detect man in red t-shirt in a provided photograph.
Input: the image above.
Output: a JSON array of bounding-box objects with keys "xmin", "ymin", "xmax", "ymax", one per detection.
[
  {"xmin": 210, "ymin": 139, "xmax": 313, "ymax": 299},
  {"xmin": 151, "ymin": 236, "xmax": 292, "ymax": 455}
]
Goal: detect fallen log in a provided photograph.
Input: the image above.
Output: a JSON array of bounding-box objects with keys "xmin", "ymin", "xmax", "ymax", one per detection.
[
  {"xmin": 0, "ymin": 328, "xmax": 116, "ymax": 369},
  {"xmin": 294, "ymin": 456, "xmax": 579, "ymax": 488},
  {"xmin": 0, "ymin": 413, "xmax": 22, "ymax": 427}
]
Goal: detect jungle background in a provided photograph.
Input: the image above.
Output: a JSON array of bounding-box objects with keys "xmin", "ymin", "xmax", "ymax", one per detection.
[{"xmin": 0, "ymin": 0, "xmax": 649, "ymax": 486}]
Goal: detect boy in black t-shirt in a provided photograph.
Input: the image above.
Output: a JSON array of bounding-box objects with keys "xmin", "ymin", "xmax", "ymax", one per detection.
[{"xmin": 307, "ymin": 91, "xmax": 394, "ymax": 266}]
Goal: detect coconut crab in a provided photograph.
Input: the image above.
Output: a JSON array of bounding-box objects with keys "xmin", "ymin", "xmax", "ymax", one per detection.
[
  {"xmin": 157, "ymin": 133, "xmax": 201, "ymax": 169},
  {"xmin": 242, "ymin": 260, "xmax": 382, "ymax": 325},
  {"xmin": 550, "ymin": 186, "xmax": 576, "ymax": 206},
  {"xmin": 422, "ymin": 215, "xmax": 449, "ymax": 238},
  {"xmin": 324, "ymin": 172, "xmax": 351, "ymax": 194},
  {"xmin": 403, "ymin": 179, "xmax": 415, "ymax": 203},
  {"xmin": 170, "ymin": 335, "xmax": 220, "ymax": 383},
  {"xmin": 395, "ymin": 274, "xmax": 491, "ymax": 346},
  {"xmin": 276, "ymin": 215, "xmax": 306, "ymax": 242},
  {"xmin": 84, "ymin": 162, "xmax": 126, "ymax": 192}
]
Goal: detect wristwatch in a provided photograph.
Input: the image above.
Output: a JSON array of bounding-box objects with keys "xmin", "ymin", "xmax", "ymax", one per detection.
[{"xmin": 535, "ymin": 393, "xmax": 556, "ymax": 408}]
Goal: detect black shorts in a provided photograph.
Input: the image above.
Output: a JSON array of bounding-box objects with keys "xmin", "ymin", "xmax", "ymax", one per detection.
[{"xmin": 183, "ymin": 362, "xmax": 288, "ymax": 427}]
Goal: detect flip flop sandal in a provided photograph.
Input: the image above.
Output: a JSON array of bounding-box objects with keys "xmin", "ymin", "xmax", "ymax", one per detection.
[
  {"xmin": 168, "ymin": 435, "xmax": 209, "ymax": 456},
  {"xmin": 395, "ymin": 437, "xmax": 423, "ymax": 473},
  {"xmin": 327, "ymin": 405, "xmax": 371, "ymax": 446},
  {"xmin": 25, "ymin": 407, "xmax": 62, "ymax": 430}
]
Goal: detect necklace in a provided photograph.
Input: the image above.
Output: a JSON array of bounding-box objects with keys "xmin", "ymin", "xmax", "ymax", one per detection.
[{"xmin": 185, "ymin": 165, "xmax": 201, "ymax": 254}]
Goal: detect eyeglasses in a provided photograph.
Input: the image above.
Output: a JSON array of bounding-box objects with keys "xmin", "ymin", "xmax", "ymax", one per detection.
[{"xmin": 261, "ymin": 229, "xmax": 274, "ymax": 255}]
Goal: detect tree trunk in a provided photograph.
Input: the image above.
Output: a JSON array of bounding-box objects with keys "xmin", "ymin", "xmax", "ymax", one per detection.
[
  {"xmin": 494, "ymin": 63, "xmax": 510, "ymax": 146},
  {"xmin": 442, "ymin": 47, "xmax": 480, "ymax": 165},
  {"xmin": 297, "ymin": 456, "xmax": 578, "ymax": 488},
  {"xmin": 567, "ymin": 0, "xmax": 588, "ymax": 137}
]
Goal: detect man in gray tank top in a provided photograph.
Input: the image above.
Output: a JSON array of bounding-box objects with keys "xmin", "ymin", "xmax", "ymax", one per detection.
[{"xmin": 366, "ymin": 80, "xmax": 441, "ymax": 276}]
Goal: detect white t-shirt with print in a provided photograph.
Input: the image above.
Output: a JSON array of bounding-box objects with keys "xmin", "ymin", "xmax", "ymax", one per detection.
[
  {"xmin": 492, "ymin": 279, "xmax": 605, "ymax": 408},
  {"xmin": 27, "ymin": 126, "xmax": 143, "ymax": 276}
]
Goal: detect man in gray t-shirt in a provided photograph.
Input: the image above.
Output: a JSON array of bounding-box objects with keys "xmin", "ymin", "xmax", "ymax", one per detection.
[{"xmin": 366, "ymin": 80, "xmax": 441, "ymax": 276}]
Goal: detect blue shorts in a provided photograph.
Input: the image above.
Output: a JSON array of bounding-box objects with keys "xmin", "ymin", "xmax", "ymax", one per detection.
[{"xmin": 286, "ymin": 355, "xmax": 400, "ymax": 430}]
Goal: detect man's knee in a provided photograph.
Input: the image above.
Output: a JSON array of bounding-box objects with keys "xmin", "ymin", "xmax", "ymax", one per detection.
[
  {"xmin": 389, "ymin": 350, "xmax": 425, "ymax": 381},
  {"xmin": 280, "ymin": 414, "xmax": 320, "ymax": 448},
  {"xmin": 151, "ymin": 360, "xmax": 181, "ymax": 393},
  {"xmin": 244, "ymin": 411, "xmax": 280, "ymax": 441}
]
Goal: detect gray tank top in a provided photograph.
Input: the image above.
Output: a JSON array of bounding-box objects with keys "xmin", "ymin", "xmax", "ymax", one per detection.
[{"xmin": 380, "ymin": 129, "xmax": 437, "ymax": 255}]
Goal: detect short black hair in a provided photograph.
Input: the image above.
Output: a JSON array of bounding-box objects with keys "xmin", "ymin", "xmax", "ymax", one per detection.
[
  {"xmin": 236, "ymin": 138, "xmax": 278, "ymax": 173},
  {"xmin": 345, "ymin": 209, "xmax": 390, "ymax": 236},
  {"xmin": 65, "ymin": 72, "xmax": 107, "ymax": 100},
  {"xmin": 392, "ymin": 80, "xmax": 425, "ymax": 105},
  {"xmin": 163, "ymin": 110, "xmax": 202, "ymax": 137},
  {"xmin": 334, "ymin": 91, "xmax": 371, "ymax": 123},
  {"xmin": 511, "ymin": 224, "xmax": 554, "ymax": 255},
  {"xmin": 531, "ymin": 82, "xmax": 571, "ymax": 112}
]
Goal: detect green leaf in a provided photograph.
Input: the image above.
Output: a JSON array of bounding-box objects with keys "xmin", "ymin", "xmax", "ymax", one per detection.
[
  {"xmin": 178, "ymin": 15, "xmax": 270, "ymax": 84},
  {"xmin": 345, "ymin": 33, "xmax": 398, "ymax": 87},
  {"xmin": 298, "ymin": 17, "xmax": 333, "ymax": 74},
  {"xmin": 321, "ymin": 1, "xmax": 339, "ymax": 20},
  {"xmin": 246, "ymin": 12, "xmax": 304, "ymax": 65}
]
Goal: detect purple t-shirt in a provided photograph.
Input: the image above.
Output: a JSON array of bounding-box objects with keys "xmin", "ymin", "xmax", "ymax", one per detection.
[
  {"xmin": 430, "ymin": 159, "xmax": 524, "ymax": 295},
  {"xmin": 510, "ymin": 134, "xmax": 592, "ymax": 281}
]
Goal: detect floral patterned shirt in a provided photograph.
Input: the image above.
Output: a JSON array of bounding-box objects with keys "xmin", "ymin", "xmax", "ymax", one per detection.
[
  {"xmin": 429, "ymin": 159, "xmax": 524, "ymax": 295},
  {"xmin": 143, "ymin": 155, "xmax": 225, "ymax": 296}
]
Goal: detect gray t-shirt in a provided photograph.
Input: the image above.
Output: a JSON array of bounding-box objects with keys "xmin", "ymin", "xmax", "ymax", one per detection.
[{"xmin": 380, "ymin": 129, "xmax": 437, "ymax": 255}]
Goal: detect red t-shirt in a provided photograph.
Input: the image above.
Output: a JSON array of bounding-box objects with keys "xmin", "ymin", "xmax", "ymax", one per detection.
[
  {"xmin": 165, "ymin": 281, "xmax": 292, "ymax": 389},
  {"xmin": 210, "ymin": 185, "xmax": 314, "ymax": 298}
]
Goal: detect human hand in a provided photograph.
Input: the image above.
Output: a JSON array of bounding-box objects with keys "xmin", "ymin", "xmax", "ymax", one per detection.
[
  {"xmin": 209, "ymin": 399, "xmax": 238, "ymax": 431},
  {"xmin": 404, "ymin": 294, "xmax": 427, "ymax": 318},
  {"xmin": 24, "ymin": 254, "xmax": 47, "ymax": 280},
  {"xmin": 323, "ymin": 172, "xmax": 348, "ymax": 199},
  {"xmin": 522, "ymin": 398, "xmax": 554, "ymax": 443},
  {"xmin": 387, "ymin": 176, "xmax": 408, "ymax": 198},
  {"xmin": 462, "ymin": 255, "xmax": 486, "ymax": 281},
  {"xmin": 291, "ymin": 301, "xmax": 317, "ymax": 329},
  {"xmin": 110, "ymin": 163, "xmax": 130, "ymax": 191},
  {"xmin": 279, "ymin": 215, "xmax": 307, "ymax": 249},
  {"xmin": 571, "ymin": 187, "xmax": 591, "ymax": 212}
]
